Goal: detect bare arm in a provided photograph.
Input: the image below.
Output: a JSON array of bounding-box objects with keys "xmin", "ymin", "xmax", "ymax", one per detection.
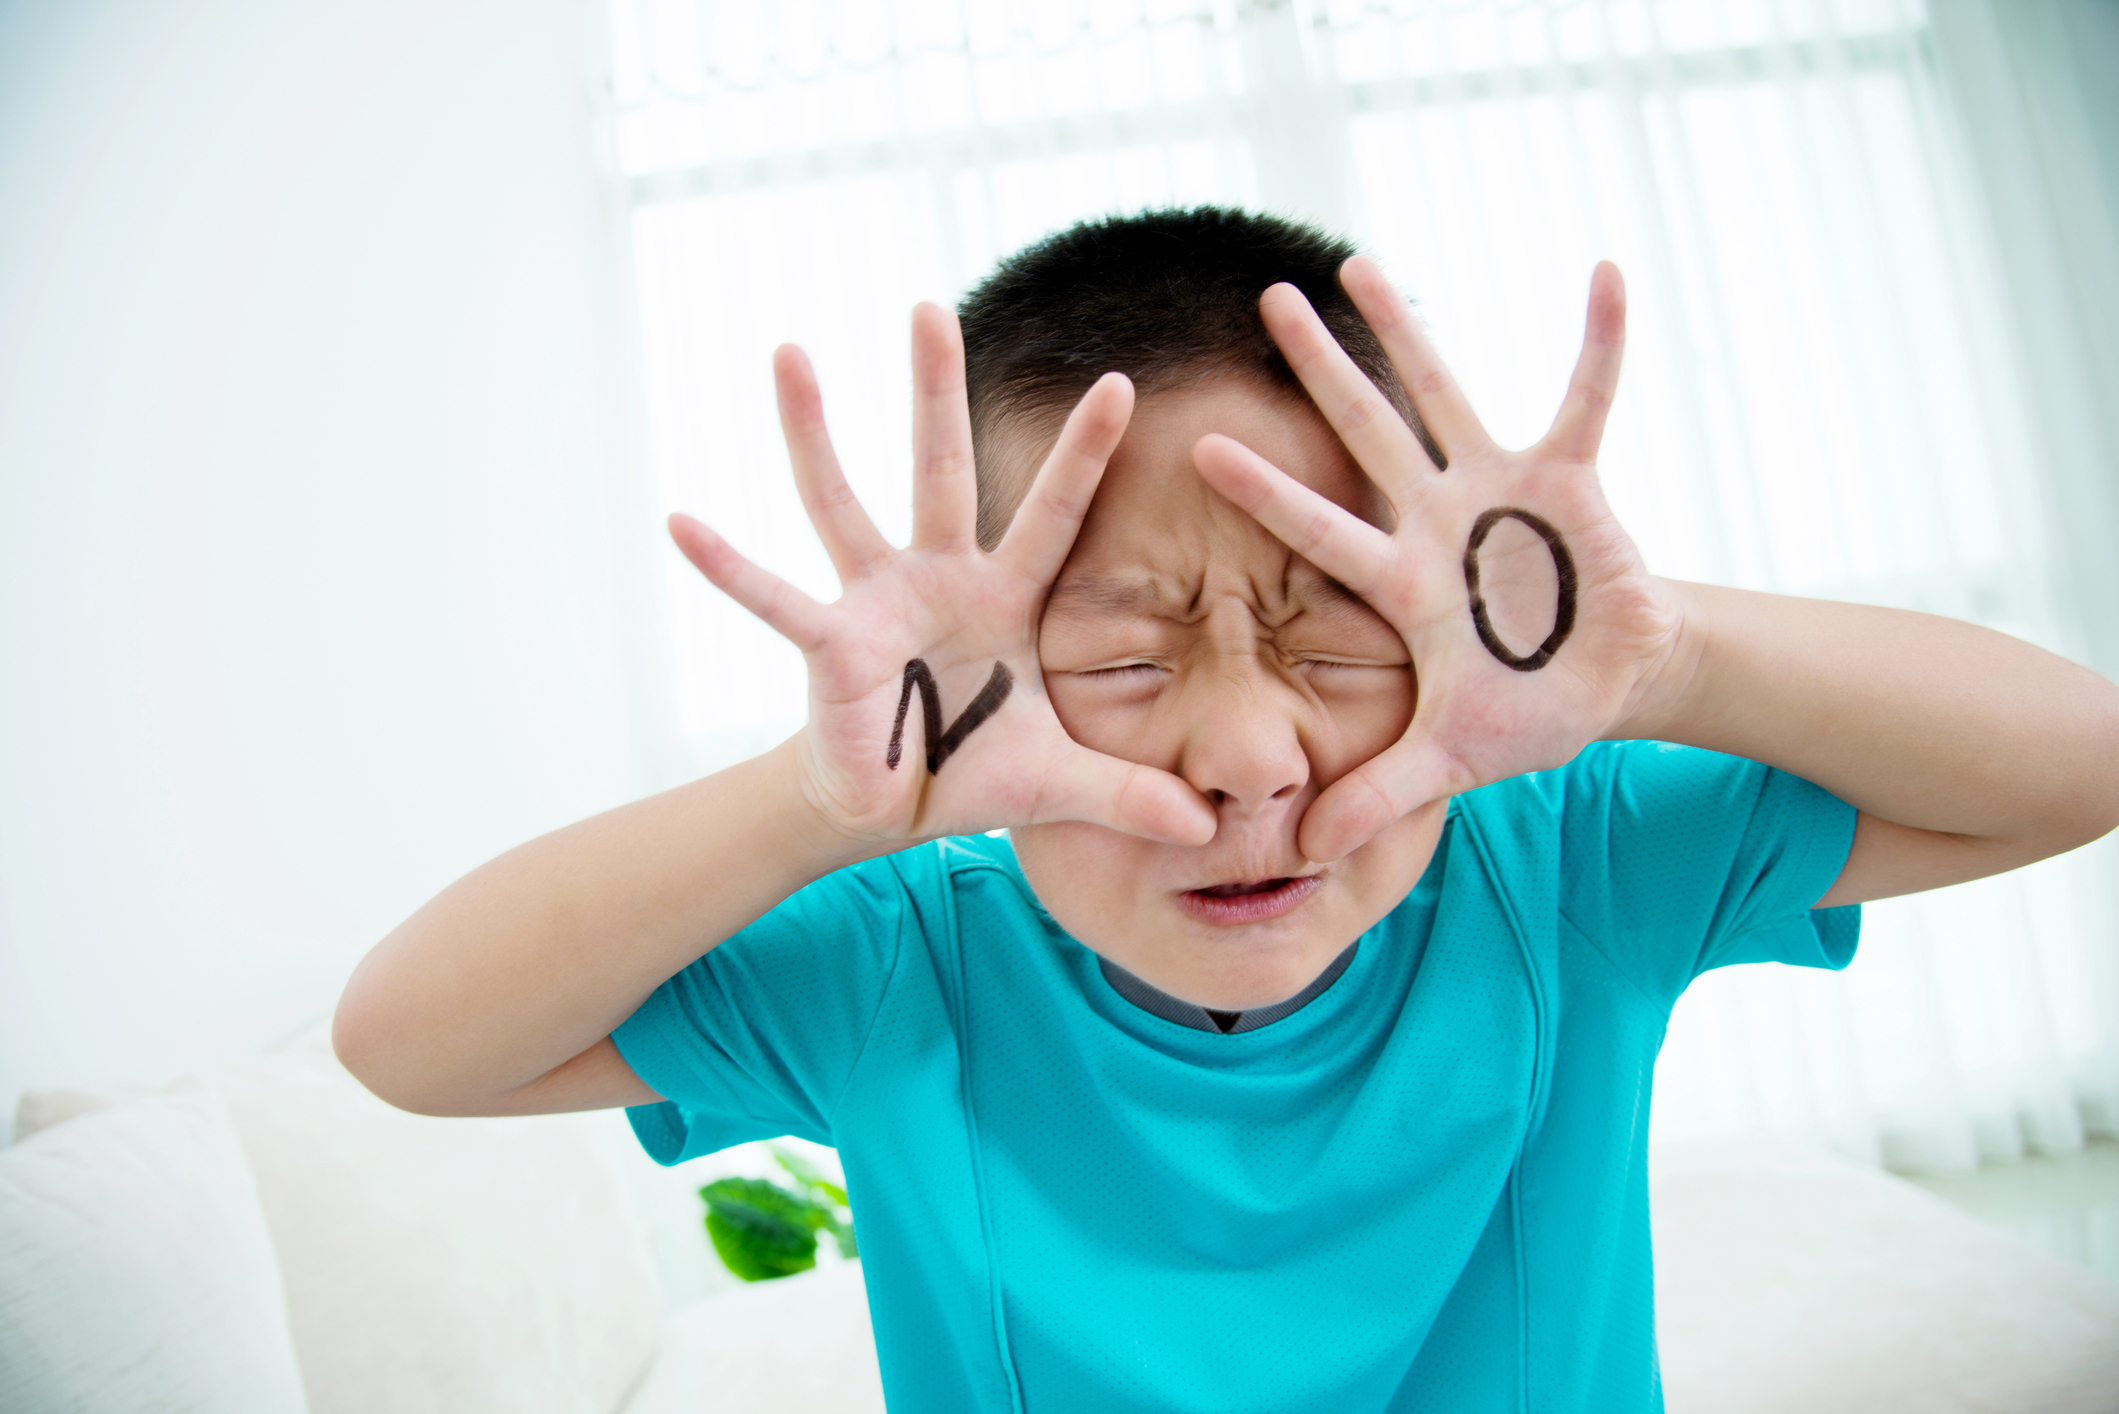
[
  {"xmin": 332, "ymin": 739, "xmax": 867, "ymax": 1116},
  {"xmin": 334, "ymin": 315, "xmax": 1211, "ymax": 1119},
  {"xmin": 1620, "ymin": 585, "xmax": 2119, "ymax": 907}
]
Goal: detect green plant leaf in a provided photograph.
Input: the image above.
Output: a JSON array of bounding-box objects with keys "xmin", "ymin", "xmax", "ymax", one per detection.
[
  {"xmin": 769, "ymin": 1145, "xmax": 853, "ymax": 1222},
  {"xmin": 770, "ymin": 1145, "xmax": 827, "ymax": 1189},
  {"xmin": 701, "ymin": 1152, "xmax": 857, "ymax": 1282},
  {"xmin": 698, "ymin": 1177, "xmax": 820, "ymax": 1282}
]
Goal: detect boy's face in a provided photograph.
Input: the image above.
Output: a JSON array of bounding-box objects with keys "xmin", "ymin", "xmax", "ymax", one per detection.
[{"xmin": 1012, "ymin": 381, "xmax": 1445, "ymax": 1011}]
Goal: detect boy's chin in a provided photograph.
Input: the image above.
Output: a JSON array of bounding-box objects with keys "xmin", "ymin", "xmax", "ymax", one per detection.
[{"xmin": 1012, "ymin": 807, "xmax": 1441, "ymax": 964}]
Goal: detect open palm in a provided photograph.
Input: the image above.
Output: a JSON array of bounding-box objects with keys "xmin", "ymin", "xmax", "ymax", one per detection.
[
  {"xmin": 1194, "ymin": 259, "xmax": 1684, "ymax": 862},
  {"xmin": 670, "ymin": 305, "xmax": 1214, "ymax": 849}
]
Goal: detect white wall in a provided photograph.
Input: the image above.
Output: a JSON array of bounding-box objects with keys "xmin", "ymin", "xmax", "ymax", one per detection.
[{"xmin": 0, "ymin": 0, "xmax": 668, "ymax": 1117}]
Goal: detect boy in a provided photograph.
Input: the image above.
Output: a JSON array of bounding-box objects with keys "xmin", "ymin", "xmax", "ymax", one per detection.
[{"xmin": 335, "ymin": 209, "xmax": 2119, "ymax": 1411}]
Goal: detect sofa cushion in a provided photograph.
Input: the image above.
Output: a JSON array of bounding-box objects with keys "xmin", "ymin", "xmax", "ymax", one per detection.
[
  {"xmin": 0, "ymin": 1078, "xmax": 310, "ymax": 1414},
  {"xmin": 621, "ymin": 1260, "xmax": 882, "ymax": 1414},
  {"xmin": 207, "ymin": 1039, "xmax": 662, "ymax": 1414},
  {"xmin": 1652, "ymin": 1139, "xmax": 2119, "ymax": 1414}
]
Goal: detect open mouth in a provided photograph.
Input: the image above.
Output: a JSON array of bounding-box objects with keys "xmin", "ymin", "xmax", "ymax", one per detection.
[
  {"xmin": 1195, "ymin": 878, "xmax": 1295, "ymax": 898},
  {"xmin": 1179, "ymin": 874, "xmax": 1322, "ymax": 924}
]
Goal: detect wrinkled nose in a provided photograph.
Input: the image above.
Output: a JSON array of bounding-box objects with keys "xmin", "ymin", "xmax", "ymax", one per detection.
[{"xmin": 1174, "ymin": 665, "xmax": 1311, "ymax": 822}]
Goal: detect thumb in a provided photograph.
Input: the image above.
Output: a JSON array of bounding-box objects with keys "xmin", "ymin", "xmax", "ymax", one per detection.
[
  {"xmin": 1034, "ymin": 744, "xmax": 1217, "ymax": 847},
  {"xmin": 1297, "ymin": 733, "xmax": 1470, "ymax": 862}
]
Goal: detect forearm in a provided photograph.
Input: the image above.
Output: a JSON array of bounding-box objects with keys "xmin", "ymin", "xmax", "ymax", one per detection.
[
  {"xmin": 332, "ymin": 735, "xmax": 879, "ymax": 1115},
  {"xmin": 1622, "ymin": 583, "xmax": 2119, "ymax": 889}
]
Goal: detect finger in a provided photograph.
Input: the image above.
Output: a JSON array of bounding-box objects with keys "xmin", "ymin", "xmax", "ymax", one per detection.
[
  {"xmin": 1296, "ymin": 731, "xmax": 1473, "ymax": 863},
  {"xmin": 1259, "ymin": 282, "xmax": 1433, "ymax": 503},
  {"xmin": 1192, "ymin": 433, "xmax": 1395, "ymax": 593},
  {"xmin": 1541, "ymin": 261, "xmax": 1627, "ymax": 463},
  {"xmin": 774, "ymin": 344, "xmax": 894, "ymax": 582},
  {"xmin": 1035, "ymin": 744, "xmax": 1218, "ymax": 847},
  {"xmin": 667, "ymin": 512, "xmax": 831, "ymax": 653},
  {"xmin": 1338, "ymin": 255, "xmax": 1496, "ymax": 463},
  {"xmin": 993, "ymin": 371, "xmax": 1133, "ymax": 584},
  {"xmin": 909, "ymin": 302, "xmax": 979, "ymax": 551}
]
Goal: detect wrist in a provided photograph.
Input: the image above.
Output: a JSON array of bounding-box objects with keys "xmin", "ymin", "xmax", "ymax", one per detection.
[
  {"xmin": 769, "ymin": 732, "xmax": 914, "ymax": 872},
  {"xmin": 1610, "ymin": 577, "xmax": 1711, "ymax": 742}
]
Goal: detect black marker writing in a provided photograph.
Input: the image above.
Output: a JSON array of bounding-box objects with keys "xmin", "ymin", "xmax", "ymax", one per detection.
[
  {"xmin": 1463, "ymin": 507, "xmax": 1578, "ymax": 672},
  {"xmin": 886, "ymin": 659, "xmax": 1014, "ymax": 773}
]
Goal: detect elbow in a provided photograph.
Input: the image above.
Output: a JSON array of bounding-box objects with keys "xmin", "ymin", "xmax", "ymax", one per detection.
[
  {"xmin": 2079, "ymin": 677, "xmax": 2119, "ymax": 840},
  {"xmin": 331, "ymin": 974, "xmax": 528, "ymax": 1118},
  {"xmin": 2082, "ymin": 770, "xmax": 2119, "ymax": 846},
  {"xmin": 330, "ymin": 980, "xmax": 451, "ymax": 1117},
  {"xmin": 2044, "ymin": 673, "xmax": 2119, "ymax": 850},
  {"xmin": 330, "ymin": 993, "xmax": 403, "ymax": 1110},
  {"xmin": 329, "ymin": 998, "xmax": 385, "ymax": 1100}
]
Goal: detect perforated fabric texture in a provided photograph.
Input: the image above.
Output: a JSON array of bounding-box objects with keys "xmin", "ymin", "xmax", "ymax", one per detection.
[{"xmin": 613, "ymin": 741, "xmax": 1859, "ymax": 1413}]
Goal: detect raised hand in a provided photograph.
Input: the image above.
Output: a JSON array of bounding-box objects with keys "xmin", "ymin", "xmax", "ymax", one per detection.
[
  {"xmin": 670, "ymin": 304, "xmax": 1217, "ymax": 850},
  {"xmin": 1193, "ymin": 259, "xmax": 1685, "ymax": 862}
]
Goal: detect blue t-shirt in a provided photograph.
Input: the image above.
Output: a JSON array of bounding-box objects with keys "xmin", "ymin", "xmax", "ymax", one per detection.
[{"xmin": 614, "ymin": 742, "xmax": 1859, "ymax": 1413}]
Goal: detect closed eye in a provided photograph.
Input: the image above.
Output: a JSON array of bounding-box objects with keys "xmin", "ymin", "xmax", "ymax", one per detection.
[
  {"xmin": 1081, "ymin": 662, "xmax": 1166, "ymax": 680},
  {"xmin": 1295, "ymin": 656, "xmax": 1403, "ymax": 672}
]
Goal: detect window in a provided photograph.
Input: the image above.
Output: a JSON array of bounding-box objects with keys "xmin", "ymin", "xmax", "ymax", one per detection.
[
  {"xmin": 602, "ymin": 0, "xmax": 2111, "ymax": 1167},
  {"xmin": 608, "ymin": 0, "xmax": 2060, "ymax": 756}
]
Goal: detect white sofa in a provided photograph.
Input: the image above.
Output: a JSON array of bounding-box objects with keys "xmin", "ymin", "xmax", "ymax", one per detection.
[{"xmin": 4, "ymin": 1032, "xmax": 2116, "ymax": 1413}]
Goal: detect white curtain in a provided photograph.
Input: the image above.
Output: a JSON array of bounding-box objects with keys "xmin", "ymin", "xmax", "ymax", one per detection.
[{"xmin": 601, "ymin": 0, "xmax": 2119, "ymax": 1171}]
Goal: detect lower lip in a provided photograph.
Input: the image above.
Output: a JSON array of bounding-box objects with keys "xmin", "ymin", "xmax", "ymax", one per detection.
[{"xmin": 1177, "ymin": 875, "xmax": 1323, "ymax": 926}]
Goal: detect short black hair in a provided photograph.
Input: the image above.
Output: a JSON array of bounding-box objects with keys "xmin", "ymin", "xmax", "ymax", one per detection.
[{"xmin": 958, "ymin": 206, "xmax": 1430, "ymax": 548}]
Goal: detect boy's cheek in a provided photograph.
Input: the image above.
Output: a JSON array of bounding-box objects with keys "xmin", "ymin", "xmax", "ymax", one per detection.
[
  {"xmin": 1012, "ymin": 819, "xmax": 1162, "ymax": 928},
  {"xmin": 1302, "ymin": 670, "xmax": 1416, "ymax": 776}
]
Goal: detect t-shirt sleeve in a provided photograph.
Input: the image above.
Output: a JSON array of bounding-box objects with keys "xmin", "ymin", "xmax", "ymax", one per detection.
[
  {"xmin": 1554, "ymin": 740, "xmax": 1860, "ymax": 1006},
  {"xmin": 609, "ymin": 850, "xmax": 914, "ymax": 1165}
]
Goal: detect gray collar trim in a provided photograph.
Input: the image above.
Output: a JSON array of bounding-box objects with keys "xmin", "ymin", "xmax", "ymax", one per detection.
[{"xmin": 1098, "ymin": 941, "xmax": 1360, "ymax": 1034}]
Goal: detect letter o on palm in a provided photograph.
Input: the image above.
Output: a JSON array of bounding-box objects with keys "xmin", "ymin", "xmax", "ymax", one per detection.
[{"xmin": 1462, "ymin": 507, "xmax": 1578, "ymax": 672}]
